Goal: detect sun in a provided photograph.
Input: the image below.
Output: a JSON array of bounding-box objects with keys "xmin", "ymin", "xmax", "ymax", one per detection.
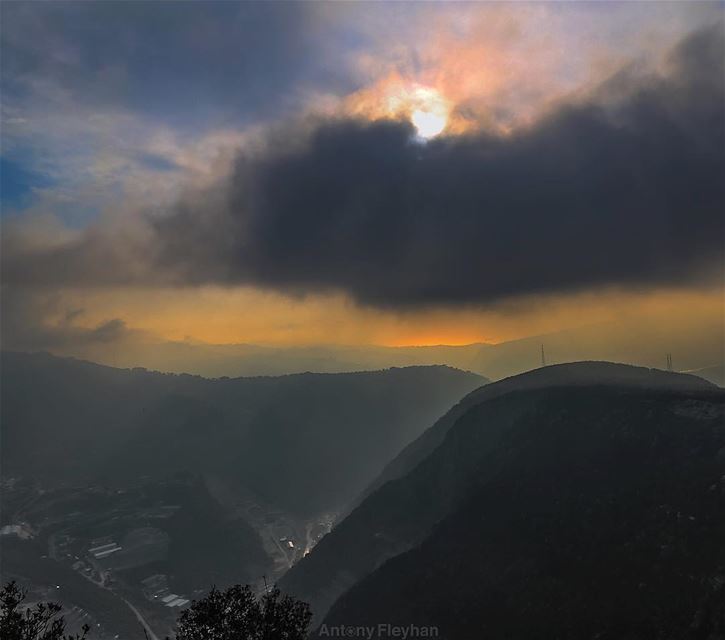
[
  {"xmin": 409, "ymin": 86, "xmax": 449, "ymax": 139},
  {"xmin": 411, "ymin": 108, "xmax": 447, "ymax": 139}
]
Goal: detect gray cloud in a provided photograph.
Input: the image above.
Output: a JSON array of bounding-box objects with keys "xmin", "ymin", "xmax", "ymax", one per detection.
[
  {"xmin": 0, "ymin": 1, "xmax": 350, "ymax": 127},
  {"xmin": 0, "ymin": 286, "xmax": 132, "ymax": 352},
  {"xmin": 150, "ymin": 26, "xmax": 724, "ymax": 307}
]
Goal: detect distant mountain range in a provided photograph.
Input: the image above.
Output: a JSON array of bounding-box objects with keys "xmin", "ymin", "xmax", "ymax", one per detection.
[
  {"xmin": 1, "ymin": 351, "xmax": 483, "ymax": 516},
  {"xmin": 28, "ymin": 316, "xmax": 723, "ymax": 383},
  {"xmin": 279, "ymin": 362, "xmax": 724, "ymax": 638}
]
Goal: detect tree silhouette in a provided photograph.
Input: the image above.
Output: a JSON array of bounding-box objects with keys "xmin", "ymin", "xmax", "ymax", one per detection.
[
  {"xmin": 0, "ymin": 581, "xmax": 89, "ymax": 640},
  {"xmin": 172, "ymin": 584, "xmax": 311, "ymax": 640}
]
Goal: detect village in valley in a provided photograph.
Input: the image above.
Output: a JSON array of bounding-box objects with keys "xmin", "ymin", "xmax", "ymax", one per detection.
[{"xmin": 1, "ymin": 475, "xmax": 334, "ymax": 639}]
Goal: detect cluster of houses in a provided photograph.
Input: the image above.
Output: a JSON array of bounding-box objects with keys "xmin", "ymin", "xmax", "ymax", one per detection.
[
  {"xmin": 89, "ymin": 540, "xmax": 122, "ymax": 560},
  {"xmin": 141, "ymin": 574, "xmax": 189, "ymax": 609}
]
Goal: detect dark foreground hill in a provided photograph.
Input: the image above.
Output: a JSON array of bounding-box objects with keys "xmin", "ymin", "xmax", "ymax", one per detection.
[
  {"xmin": 280, "ymin": 363, "xmax": 721, "ymax": 631},
  {"xmin": 1, "ymin": 351, "xmax": 483, "ymax": 516},
  {"xmin": 315, "ymin": 385, "xmax": 725, "ymax": 639}
]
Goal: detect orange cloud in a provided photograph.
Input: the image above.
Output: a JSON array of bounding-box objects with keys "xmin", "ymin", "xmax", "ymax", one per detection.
[
  {"xmin": 333, "ymin": 5, "xmax": 574, "ymax": 134},
  {"xmin": 326, "ymin": 3, "xmax": 697, "ymax": 136}
]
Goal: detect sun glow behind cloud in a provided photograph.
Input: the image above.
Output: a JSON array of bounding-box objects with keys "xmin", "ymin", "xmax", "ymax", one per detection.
[
  {"xmin": 329, "ymin": 2, "xmax": 718, "ymax": 138},
  {"xmin": 334, "ymin": 6, "xmax": 579, "ymax": 135},
  {"xmin": 339, "ymin": 77, "xmax": 454, "ymax": 136}
]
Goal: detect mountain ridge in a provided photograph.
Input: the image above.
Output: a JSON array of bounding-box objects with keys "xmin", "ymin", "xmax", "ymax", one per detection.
[{"xmin": 1, "ymin": 350, "xmax": 484, "ymax": 516}]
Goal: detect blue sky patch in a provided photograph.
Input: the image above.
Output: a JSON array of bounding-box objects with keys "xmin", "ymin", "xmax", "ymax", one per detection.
[{"xmin": 0, "ymin": 157, "xmax": 55, "ymax": 211}]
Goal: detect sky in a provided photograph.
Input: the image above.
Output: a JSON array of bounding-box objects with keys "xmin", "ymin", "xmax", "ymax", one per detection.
[{"xmin": 1, "ymin": 1, "xmax": 723, "ymax": 370}]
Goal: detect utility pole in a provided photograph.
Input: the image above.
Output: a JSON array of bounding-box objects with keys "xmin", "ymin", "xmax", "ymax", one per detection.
[
  {"xmin": 666, "ymin": 353, "xmax": 673, "ymax": 371},
  {"xmin": 541, "ymin": 344, "xmax": 546, "ymax": 368}
]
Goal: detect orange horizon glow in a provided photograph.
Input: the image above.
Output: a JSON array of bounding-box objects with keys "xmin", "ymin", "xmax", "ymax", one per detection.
[{"xmin": 39, "ymin": 285, "xmax": 724, "ymax": 350}]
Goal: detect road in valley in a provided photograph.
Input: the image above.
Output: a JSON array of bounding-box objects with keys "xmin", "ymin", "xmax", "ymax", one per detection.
[{"xmin": 121, "ymin": 597, "xmax": 161, "ymax": 640}]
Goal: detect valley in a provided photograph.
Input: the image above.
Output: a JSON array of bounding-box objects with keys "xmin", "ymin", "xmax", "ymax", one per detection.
[
  {"xmin": 3, "ymin": 357, "xmax": 724, "ymax": 639},
  {"xmin": 1, "ymin": 351, "xmax": 483, "ymax": 638},
  {"xmin": 1, "ymin": 473, "xmax": 335, "ymax": 639}
]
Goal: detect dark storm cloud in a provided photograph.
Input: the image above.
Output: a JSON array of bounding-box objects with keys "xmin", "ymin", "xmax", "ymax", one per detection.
[
  {"xmin": 150, "ymin": 26, "xmax": 724, "ymax": 307},
  {"xmin": 2, "ymin": 27, "xmax": 723, "ymax": 309}
]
